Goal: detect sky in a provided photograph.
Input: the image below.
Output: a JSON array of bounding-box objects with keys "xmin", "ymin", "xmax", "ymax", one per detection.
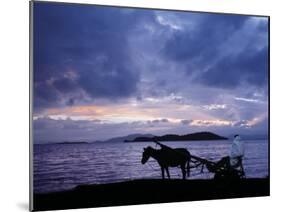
[{"xmin": 33, "ymin": 2, "xmax": 269, "ymax": 143}]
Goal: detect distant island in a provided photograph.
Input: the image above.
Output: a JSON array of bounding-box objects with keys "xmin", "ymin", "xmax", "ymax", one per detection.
[{"xmin": 124, "ymin": 132, "xmax": 228, "ymax": 142}]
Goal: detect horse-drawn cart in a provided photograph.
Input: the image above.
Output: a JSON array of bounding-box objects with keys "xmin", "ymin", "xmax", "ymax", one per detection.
[
  {"xmin": 141, "ymin": 140, "xmax": 245, "ymax": 180},
  {"xmin": 189, "ymin": 154, "xmax": 245, "ymax": 180}
]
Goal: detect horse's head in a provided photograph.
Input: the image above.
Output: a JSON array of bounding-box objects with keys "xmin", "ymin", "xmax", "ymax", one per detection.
[{"xmin": 141, "ymin": 146, "xmax": 153, "ymax": 164}]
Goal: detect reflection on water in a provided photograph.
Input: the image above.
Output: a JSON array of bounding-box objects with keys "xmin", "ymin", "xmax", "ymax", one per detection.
[{"xmin": 34, "ymin": 140, "xmax": 268, "ymax": 193}]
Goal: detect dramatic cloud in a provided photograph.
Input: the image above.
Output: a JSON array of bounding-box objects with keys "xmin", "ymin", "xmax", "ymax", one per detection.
[
  {"xmin": 199, "ymin": 46, "xmax": 268, "ymax": 88},
  {"xmin": 33, "ymin": 2, "xmax": 269, "ymax": 142},
  {"xmin": 33, "ymin": 3, "xmax": 156, "ymax": 110},
  {"xmin": 162, "ymin": 14, "xmax": 268, "ymax": 89},
  {"xmin": 163, "ymin": 13, "xmax": 248, "ymax": 62}
]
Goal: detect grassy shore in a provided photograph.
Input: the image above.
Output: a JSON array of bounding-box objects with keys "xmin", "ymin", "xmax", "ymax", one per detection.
[{"xmin": 33, "ymin": 178, "xmax": 269, "ymax": 211}]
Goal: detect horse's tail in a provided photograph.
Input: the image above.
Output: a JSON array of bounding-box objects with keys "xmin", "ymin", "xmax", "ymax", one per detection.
[
  {"xmin": 186, "ymin": 151, "xmax": 191, "ymax": 177},
  {"xmin": 186, "ymin": 159, "xmax": 190, "ymax": 177}
]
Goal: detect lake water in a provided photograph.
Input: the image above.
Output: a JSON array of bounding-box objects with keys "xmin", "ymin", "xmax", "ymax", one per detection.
[{"xmin": 33, "ymin": 139, "xmax": 268, "ymax": 193}]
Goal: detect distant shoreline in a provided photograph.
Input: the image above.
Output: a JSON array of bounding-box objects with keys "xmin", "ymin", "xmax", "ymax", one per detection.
[
  {"xmin": 124, "ymin": 139, "xmax": 227, "ymax": 143},
  {"xmin": 34, "ymin": 141, "xmax": 90, "ymax": 145},
  {"xmin": 33, "ymin": 135, "xmax": 271, "ymax": 145}
]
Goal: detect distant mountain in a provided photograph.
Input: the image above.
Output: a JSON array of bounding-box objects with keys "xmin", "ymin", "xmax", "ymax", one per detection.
[
  {"xmin": 105, "ymin": 134, "xmax": 154, "ymax": 143},
  {"xmin": 56, "ymin": 141, "xmax": 89, "ymax": 145},
  {"xmin": 125, "ymin": 132, "xmax": 227, "ymax": 142}
]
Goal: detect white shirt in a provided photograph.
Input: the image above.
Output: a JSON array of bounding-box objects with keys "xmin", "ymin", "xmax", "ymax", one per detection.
[{"xmin": 229, "ymin": 136, "xmax": 244, "ymax": 166}]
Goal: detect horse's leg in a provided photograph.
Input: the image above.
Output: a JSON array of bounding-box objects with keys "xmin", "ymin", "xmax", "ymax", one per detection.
[
  {"xmin": 181, "ymin": 164, "xmax": 186, "ymax": 180},
  {"xmin": 161, "ymin": 166, "xmax": 165, "ymax": 179},
  {"xmin": 165, "ymin": 167, "xmax": 170, "ymax": 179}
]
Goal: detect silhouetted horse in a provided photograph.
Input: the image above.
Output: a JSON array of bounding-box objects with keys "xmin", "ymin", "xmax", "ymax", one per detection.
[{"xmin": 141, "ymin": 146, "xmax": 191, "ymax": 179}]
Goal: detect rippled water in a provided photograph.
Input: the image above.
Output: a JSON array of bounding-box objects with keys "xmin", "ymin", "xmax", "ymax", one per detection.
[{"xmin": 33, "ymin": 140, "xmax": 268, "ymax": 193}]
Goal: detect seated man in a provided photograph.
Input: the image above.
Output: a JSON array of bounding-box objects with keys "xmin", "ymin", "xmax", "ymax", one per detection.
[
  {"xmin": 229, "ymin": 134, "xmax": 245, "ymax": 167},
  {"xmin": 211, "ymin": 134, "xmax": 245, "ymax": 174}
]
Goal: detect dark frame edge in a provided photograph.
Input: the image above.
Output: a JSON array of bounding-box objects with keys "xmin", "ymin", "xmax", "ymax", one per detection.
[
  {"xmin": 29, "ymin": 0, "xmax": 34, "ymax": 211},
  {"xmin": 267, "ymin": 16, "xmax": 270, "ymax": 195}
]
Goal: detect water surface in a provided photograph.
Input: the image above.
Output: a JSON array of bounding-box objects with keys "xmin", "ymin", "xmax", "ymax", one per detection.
[{"xmin": 34, "ymin": 139, "xmax": 268, "ymax": 193}]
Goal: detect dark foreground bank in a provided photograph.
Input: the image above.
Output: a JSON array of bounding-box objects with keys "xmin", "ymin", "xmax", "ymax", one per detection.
[{"xmin": 33, "ymin": 178, "xmax": 269, "ymax": 211}]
